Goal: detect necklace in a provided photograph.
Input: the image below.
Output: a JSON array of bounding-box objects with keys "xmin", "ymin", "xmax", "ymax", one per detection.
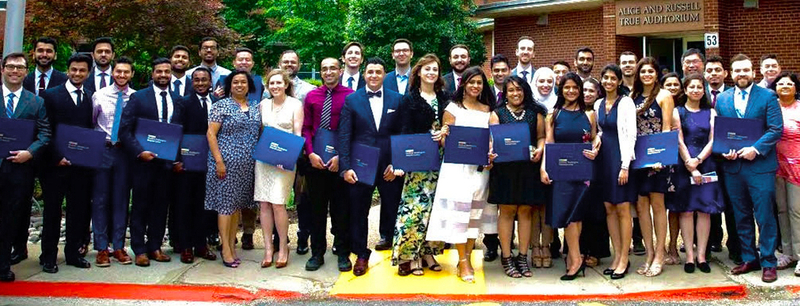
[{"xmin": 506, "ymin": 105, "xmax": 526, "ymax": 121}]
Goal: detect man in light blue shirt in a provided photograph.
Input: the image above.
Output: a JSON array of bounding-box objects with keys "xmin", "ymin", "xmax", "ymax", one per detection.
[
  {"xmin": 383, "ymin": 39, "xmax": 413, "ymax": 95},
  {"xmin": 187, "ymin": 37, "xmax": 231, "ymax": 90}
]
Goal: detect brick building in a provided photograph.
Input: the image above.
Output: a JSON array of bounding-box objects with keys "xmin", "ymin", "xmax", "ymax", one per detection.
[{"xmin": 475, "ymin": 0, "xmax": 800, "ymax": 80}]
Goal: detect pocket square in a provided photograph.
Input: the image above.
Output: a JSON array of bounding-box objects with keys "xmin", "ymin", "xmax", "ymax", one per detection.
[{"xmin": 387, "ymin": 109, "xmax": 396, "ymax": 113}]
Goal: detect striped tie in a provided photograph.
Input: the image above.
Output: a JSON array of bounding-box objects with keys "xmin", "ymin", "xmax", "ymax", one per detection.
[
  {"xmin": 5, "ymin": 93, "xmax": 15, "ymax": 118},
  {"xmin": 320, "ymin": 88, "xmax": 333, "ymax": 130}
]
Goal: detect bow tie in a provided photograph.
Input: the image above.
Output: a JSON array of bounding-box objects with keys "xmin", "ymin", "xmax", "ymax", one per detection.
[{"xmin": 367, "ymin": 90, "xmax": 382, "ymax": 98}]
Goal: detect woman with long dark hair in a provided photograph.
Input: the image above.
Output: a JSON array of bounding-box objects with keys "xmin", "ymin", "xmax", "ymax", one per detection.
[{"xmin": 661, "ymin": 72, "xmax": 684, "ymax": 266}]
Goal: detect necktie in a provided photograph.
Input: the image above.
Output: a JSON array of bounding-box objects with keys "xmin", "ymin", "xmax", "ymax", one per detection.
[
  {"xmin": 456, "ymin": 77, "xmax": 461, "ymax": 88},
  {"xmin": 75, "ymin": 89, "xmax": 83, "ymax": 106},
  {"xmin": 160, "ymin": 91, "xmax": 168, "ymax": 122},
  {"xmin": 347, "ymin": 76, "xmax": 354, "ymax": 89},
  {"xmin": 99, "ymin": 72, "xmax": 107, "ymax": 89},
  {"xmin": 711, "ymin": 90, "xmax": 719, "ymax": 107},
  {"xmin": 320, "ymin": 88, "xmax": 333, "ymax": 130},
  {"xmin": 399, "ymin": 75, "xmax": 408, "ymax": 82},
  {"xmin": 496, "ymin": 92, "xmax": 503, "ymax": 105},
  {"xmin": 38, "ymin": 74, "xmax": 46, "ymax": 96},
  {"xmin": 367, "ymin": 90, "xmax": 382, "ymax": 98},
  {"xmin": 110, "ymin": 91, "xmax": 125, "ymax": 143},
  {"xmin": 201, "ymin": 96, "xmax": 209, "ymax": 116},
  {"xmin": 5, "ymin": 93, "xmax": 15, "ymax": 118},
  {"xmin": 737, "ymin": 90, "xmax": 748, "ymax": 118},
  {"xmin": 173, "ymin": 80, "xmax": 182, "ymax": 95},
  {"xmin": 521, "ymin": 71, "xmax": 529, "ymax": 83}
]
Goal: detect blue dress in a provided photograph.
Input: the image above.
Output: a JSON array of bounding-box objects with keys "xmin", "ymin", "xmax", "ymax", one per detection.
[
  {"xmin": 548, "ymin": 109, "xmax": 592, "ymax": 228},
  {"xmin": 633, "ymin": 95, "xmax": 670, "ymax": 194},
  {"xmin": 671, "ymin": 107, "xmax": 724, "ymax": 214},
  {"xmin": 597, "ymin": 97, "xmax": 637, "ymax": 204},
  {"xmin": 205, "ymin": 98, "xmax": 261, "ymax": 215}
]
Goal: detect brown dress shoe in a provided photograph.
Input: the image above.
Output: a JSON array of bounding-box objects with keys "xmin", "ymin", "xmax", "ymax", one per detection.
[
  {"xmin": 113, "ymin": 249, "xmax": 133, "ymax": 265},
  {"xmin": 135, "ymin": 254, "xmax": 150, "ymax": 267},
  {"xmin": 353, "ymin": 258, "xmax": 369, "ymax": 276},
  {"xmin": 762, "ymin": 267, "xmax": 778, "ymax": 283},
  {"xmin": 95, "ymin": 250, "xmax": 111, "ymax": 267},
  {"xmin": 195, "ymin": 247, "xmax": 217, "ymax": 261},
  {"xmin": 731, "ymin": 261, "xmax": 761, "ymax": 275},
  {"xmin": 180, "ymin": 249, "xmax": 195, "ymax": 264},
  {"xmin": 148, "ymin": 250, "xmax": 171, "ymax": 262}
]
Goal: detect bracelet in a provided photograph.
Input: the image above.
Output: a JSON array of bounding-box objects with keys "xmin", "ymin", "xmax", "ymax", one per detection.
[{"xmin": 620, "ymin": 165, "xmax": 629, "ymax": 170}]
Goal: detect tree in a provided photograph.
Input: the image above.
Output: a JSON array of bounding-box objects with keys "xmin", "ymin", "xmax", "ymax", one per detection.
[{"xmin": 345, "ymin": 0, "xmax": 485, "ymax": 71}]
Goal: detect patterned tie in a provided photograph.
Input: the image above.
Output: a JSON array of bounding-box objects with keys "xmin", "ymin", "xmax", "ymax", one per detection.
[
  {"xmin": 320, "ymin": 88, "xmax": 333, "ymax": 130},
  {"xmin": 173, "ymin": 80, "xmax": 182, "ymax": 95},
  {"xmin": 110, "ymin": 91, "xmax": 125, "ymax": 143},
  {"xmin": 737, "ymin": 90, "xmax": 747, "ymax": 118},
  {"xmin": 5, "ymin": 93, "xmax": 15, "ymax": 118},
  {"xmin": 38, "ymin": 74, "xmax": 46, "ymax": 96},
  {"xmin": 75, "ymin": 89, "xmax": 83, "ymax": 106},
  {"xmin": 521, "ymin": 71, "xmax": 529, "ymax": 83},
  {"xmin": 160, "ymin": 91, "xmax": 168, "ymax": 122},
  {"xmin": 99, "ymin": 72, "xmax": 107, "ymax": 89},
  {"xmin": 347, "ymin": 76, "xmax": 354, "ymax": 89},
  {"xmin": 711, "ymin": 90, "xmax": 720, "ymax": 107}
]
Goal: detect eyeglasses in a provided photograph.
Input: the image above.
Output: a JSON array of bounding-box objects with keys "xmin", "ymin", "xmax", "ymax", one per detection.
[
  {"xmin": 3, "ymin": 65, "xmax": 27, "ymax": 71},
  {"xmin": 393, "ymin": 49, "xmax": 411, "ymax": 54}
]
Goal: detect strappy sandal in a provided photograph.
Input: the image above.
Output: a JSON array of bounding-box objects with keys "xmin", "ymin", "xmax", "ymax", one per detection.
[
  {"xmin": 501, "ymin": 255, "xmax": 521, "ymax": 278},
  {"xmin": 457, "ymin": 258, "xmax": 475, "ymax": 283},
  {"xmin": 397, "ymin": 261, "xmax": 412, "ymax": 276},
  {"xmin": 646, "ymin": 262, "xmax": 663, "ymax": 277},
  {"xmin": 411, "ymin": 259, "xmax": 424, "ymax": 276},
  {"xmin": 422, "ymin": 255, "xmax": 442, "ymax": 271},
  {"xmin": 532, "ymin": 246, "xmax": 543, "ymax": 268},
  {"xmin": 515, "ymin": 253, "xmax": 532, "ymax": 277},
  {"xmin": 541, "ymin": 247, "xmax": 553, "ymax": 268},
  {"xmin": 664, "ymin": 253, "xmax": 681, "ymax": 265},
  {"xmin": 636, "ymin": 262, "xmax": 651, "ymax": 275},
  {"xmin": 584, "ymin": 256, "xmax": 599, "ymax": 267}
]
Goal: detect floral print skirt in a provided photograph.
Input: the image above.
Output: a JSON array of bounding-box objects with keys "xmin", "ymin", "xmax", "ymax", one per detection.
[{"xmin": 391, "ymin": 171, "xmax": 445, "ymax": 265}]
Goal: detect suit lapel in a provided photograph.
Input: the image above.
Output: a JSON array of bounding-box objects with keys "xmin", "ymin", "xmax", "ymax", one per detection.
[
  {"xmin": 13, "ymin": 91, "xmax": 33, "ymax": 119},
  {"xmin": 743, "ymin": 86, "xmax": 758, "ymax": 118},
  {"xmin": 361, "ymin": 90, "xmax": 378, "ymax": 132}
]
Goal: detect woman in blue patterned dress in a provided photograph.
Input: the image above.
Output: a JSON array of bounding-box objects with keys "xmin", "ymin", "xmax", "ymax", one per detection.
[{"xmin": 205, "ymin": 71, "xmax": 261, "ymax": 268}]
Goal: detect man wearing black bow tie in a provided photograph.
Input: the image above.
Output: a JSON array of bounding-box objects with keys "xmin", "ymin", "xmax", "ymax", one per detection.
[{"xmin": 337, "ymin": 57, "xmax": 404, "ymax": 276}]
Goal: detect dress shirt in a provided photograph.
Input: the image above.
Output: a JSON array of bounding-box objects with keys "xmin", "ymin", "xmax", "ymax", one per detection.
[
  {"xmin": 293, "ymin": 76, "xmax": 315, "ymax": 102},
  {"xmin": 342, "ymin": 70, "xmax": 361, "ymax": 91},
  {"xmin": 395, "ymin": 69, "xmax": 410, "ymax": 95},
  {"xmin": 707, "ymin": 84, "xmax": 725, "ymax": 106},
  {"xmin": 94, "ymin": 66, "xmax": 112, "ymax": 90},
  {"xmin": 452, "ymin": 72, "xmax": 462, "ymax": 89},
  {"xmin": 301, "ymin": 84, "xmax": 354, "ymax": 154},
  {"xmin": 171, "ymin": 74, "xmax": 188, "ymax": 96},
  {"xmin": 188, "ymin": 63, "xmax": 231, "ymax": 87},
  {"xmin": 34, "ymin": 67, "xmax": 54, "ymax": 95},
  {"xmin": 757, "ymin": 79, "xmax": 771, "ymax": 89},
  {"xmin": 93, "ymin": 84, "xmax": 136, "ymax": 139},
  {"xmin": 153, "ymin": 85, "xmax": 174, "ymax": 123},
  {"xmin": 197, "ymin": 94, "xmax": 213, "ymax": 118},
  {"xmin": 515, "ymin": 64, "xmax": 533, "ymax": 83},
  {"xmin": 65, "ymin": 81, "xmax": 84, "ymax": 105},
  {"xmin": 3, "ymin": 84, "xmax": 22, "ymax": 115},
  {"xmin": 735, "ymin": 83, "xmax": 754, "ymax": 118},
  {"xmin": 368, "ymin": 87, "xmax": 384, "ymax": 130}
]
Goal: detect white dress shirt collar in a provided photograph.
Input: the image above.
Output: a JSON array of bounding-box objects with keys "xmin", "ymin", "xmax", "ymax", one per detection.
[
  {"xmin": 367, "ymin": 86, "xmax": 384, "ymax": 130},
  {"xmin": 65, "ymin": 81, "xmax": 83, "ymax": 105},
  {"xmin": 3, "ymin": 84, "xmax": 23, "ymax": 113}
]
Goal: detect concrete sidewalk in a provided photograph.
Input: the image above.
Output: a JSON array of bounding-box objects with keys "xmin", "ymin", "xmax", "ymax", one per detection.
[{"xmin": 3, "ymin": 205, "xmax": 799, "ymax": 304}]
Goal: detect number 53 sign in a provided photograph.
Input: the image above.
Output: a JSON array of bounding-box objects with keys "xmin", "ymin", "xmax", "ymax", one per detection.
[{"xmin": 705, "ymin": 33, "xmax": 719, "ymax": 49}]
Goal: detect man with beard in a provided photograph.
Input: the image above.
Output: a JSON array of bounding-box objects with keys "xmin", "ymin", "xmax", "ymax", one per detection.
[
  {"xmin": 23, "ymin": 37, "xmax": 67, "ymax": 96},
  {"xmin": 277, "ymin": 49, "xmax": 315, "ymax": 102},
  {"xmin": 620, "ymin": 51, "xmax": 638, "ymax": 92},
  {"xmin": 383, "ymin": 39, "xmax": 414, "ymax": 95},
  {"xmin": 681, "ymin": 48, "xmax": 705, "ymax": 78},
  {"xmin": 443, "ymin": 44, "xmax": 470, "ymax": 95},
  {"xmin": 39, "ymin": 54, "xmax": 95, "ymax": 273},
  {"xmin": 704, "ymin": 55, "xmax": 729, "ymax": 108},
  {"xmin": 511, "ymin": 36, "xmax": 535, "ymax": 86},
  {"xmin": 188, "ymin": 37, "xmax": 231, "ymax": 88},
  {"xmin": 757, "ymin": 54, "xmax": 781, "ymax": 89},
  {"xmin": 341, "ymin": 42, "xmax": 366, "ymax": 91},
  {"xmin": 169, "ymin": 45, "xmax": 193, "ymax": 97},
  {"xmin": 0, "ymin": 52, "xmax": 51, "ymax": 281},
  {"xmin": 85, "ymin": 37, "xmax": 115, "ymax": 93},
  {"xmin": 119, "ymin": 58, "xmax": 185, "ymax": 267},
  {"xmin": 574, "ymin": 47, "xmax": 594, "ymax": 81}
]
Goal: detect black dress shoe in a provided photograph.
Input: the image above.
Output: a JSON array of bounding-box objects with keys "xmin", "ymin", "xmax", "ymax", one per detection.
[
  {"xmin": 483, "ymin": 249, "xmax": 498, "ymax": 262},
  {"xmin": 207, "ymin": 235, "xmax": 220, "ymax": 247},
  {"xmin": 374, "ymin": 238, "xmax": 392, "ymax": 251},
  {"xmin": 10, "ymin": 252, "xmax": 28, "ymax": 265},
  {"xmin": 297, "ymin": 232, "xmax": 309, "ymax": 255},
  {"xmin": 710, "ymin": 244, "xmax": 723, "ymax": 253},
  {"xmin": 338, "ymin": 255, "xmax": 352, "ymax": 272},
  {"xmin": 697, "ymin": 262, "xmax": 711, "ymax": 273},
  {"xmin": 66, "ymin": 257, "xmax": 92, "ymax": 269},
  {"xmin": 633, "ymin": 239, "xmax": 646, "ymax": 256},
  {"xmin": 241, "ymin": 234, "xmax": 254, "ymax": 250},
  {"xmin": 305, "ymin": 255, "xmax": 324, "ymax": 271},
  {"xmin": 0, "ymin": 270, "xmax": 14, "ymax": 282},
  {"xmin": 684, "ymin": 262, "xmax": 696, "ymax": 273},
  {"xmin": 729, "ymin": 253, "xmax": 744, "ymax": 265},
  {"xmin": 42, "ymin": 262, "xmax": 59, "ymax": 273}
]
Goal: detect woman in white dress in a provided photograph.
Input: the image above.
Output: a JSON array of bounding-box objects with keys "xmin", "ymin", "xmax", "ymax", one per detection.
[
  {"xmin": 255, "ymin": 69, "xmax": 304, "ymax": 269},
  {"xmin": 427, "ymin": 66, "xmax": 499, "ymax": 283}
]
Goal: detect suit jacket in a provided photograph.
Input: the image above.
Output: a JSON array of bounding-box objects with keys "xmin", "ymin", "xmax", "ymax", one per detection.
[
  {"xmin": 147, "ymin": 78, "xmax": 197, "ymax": 98},
  {"xmin": 84, "ymin": 69, "xmax": 115, "ymax": 93},
  {"xmin": 215, "ymin": 74, "xmax": 263, "ymax": 102},
  {"xmin": 337, "ymin": 88, "xmax": 403, "ymax": 176},
  {"xmin": 119, "ymin": 85, "xmax": 186, "ymax": 158},
  {"xmin": 442, "ymin": 72, "xmax": 457, "ymax": 96},
  {"xmin": 23, "ymin": 70, "xmax": 68, "ymax": 95},
  {"xmin": 0, "ymin": 88, "xmax": 51, "ymax": 167},
  {"xmin": 510, "ymin": 67, "xmax": 536, "ymax": 88},
  {"xmin": 400, "ymin": 89, "xmax": 448, "ymax": 134},
  {"xmin": 340, "ymin": 74, "xmax": 366, "ymax": 90},
  {"xmin": 714, "ymin": 84, "xmax": 782, "ymax": 174},
  {"xmin": 41, "ymin": 84, "xmax": 95, "ymax": 165},
  {"xmin": 182, "ymin": 94, "xmax": 217, "ymax": 135},
  {"xmin": 383, "ymin": 70, "xmax": 410, "ymax": 95},
  {"xmin": 705, "ymin": 84, "xmax": 728, "ymax": 107}
]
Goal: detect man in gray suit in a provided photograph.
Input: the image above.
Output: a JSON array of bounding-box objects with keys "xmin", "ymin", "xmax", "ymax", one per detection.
[{"xmin": 0, "ymin": 53, "xmax": 52, "ymax": 282}]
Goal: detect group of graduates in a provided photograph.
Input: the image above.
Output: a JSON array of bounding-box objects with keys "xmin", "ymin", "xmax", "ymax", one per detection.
[{"xmin": 0, "ymin": 34, "xmax": 797, "ymax": 287}]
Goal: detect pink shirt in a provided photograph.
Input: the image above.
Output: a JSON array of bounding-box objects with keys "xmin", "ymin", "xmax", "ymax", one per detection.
[{"xmin": 777, "ymin": 100, "xmax": 800, "ymax": 185}]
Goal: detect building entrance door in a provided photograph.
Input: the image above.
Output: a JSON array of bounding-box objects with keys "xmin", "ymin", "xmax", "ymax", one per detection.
[{"xmin": 646, "ymin": 38, "xmax": 682, "ymax": 75}]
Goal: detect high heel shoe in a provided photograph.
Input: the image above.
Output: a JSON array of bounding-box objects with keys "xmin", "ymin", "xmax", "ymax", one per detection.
[
  {"xmin": 223, "ymin": 260, "xmax": 239, "ymax": 268},
  {"xmin": 560, "ymin": 262, "xmax": 587, "ymax": 281},
  {"xmin": 610, "ymin": 261, "xmax": 629, "ymax": 279},
  {"xmin": 532, "ymin": 246, "xmax": 543, "ymax": 268},
  {"xmin": 541, "ymin": 247, "xmax": 553, "ymax": 268},
  {"xmin": 276, "ymin": 250, "xmax": 289, "ymax": 269},
  {"xmin": 457, "ymin": 258, "xmax": 475, "ymax": 283}
]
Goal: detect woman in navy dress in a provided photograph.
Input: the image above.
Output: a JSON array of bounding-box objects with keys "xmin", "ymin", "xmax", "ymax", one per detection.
[
  {"xmin": 629, "ymin": 57, "xmax": 675, "ymax": 277},
  {"xmin": 661, "ymin": 72, "xmax": 684, "ymax": 266},
  {"xmin": 672, "ymin": 74, "xmax": 723, "ymax": 273},
  {"xmin": 594, "ymin": 64, "xmax": 637, "ymax": 279},
  {"xmin": 541, "ymin": 73, "xmax": 599, "ymax": 280}
]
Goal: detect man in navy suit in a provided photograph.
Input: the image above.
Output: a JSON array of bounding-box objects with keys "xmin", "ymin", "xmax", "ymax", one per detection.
[
  {"xmin": 340, "ymin": 42, "xmax": 367, "ymax": 91},
  {"xmin": 715, "ymin": 53, "xmax": 783, "ymax": 283},
  {"xmin": 383, "ymin": 39, "xmax": 413, "ymax": 95},
  {"xmin": 442, "ymin": 44, "xmax": 470, "ymax": 96},
  {"xmin": 22, "ymin": 37, "xmax": 67, "ymax": 96},
  {"xmin": 171, "ymin": 67, "xmax": 217, "ymax": 263},
  {"xmin": 338, "ymin": 57, "xmax": 404, "ymax": 276},
  {"xmin": 119, "ymin": 58, "xmax": 185, "ymax": 267},
  {"xmin": 84, "ymin": 37, "xmax": 115, "ymax": 93},
  {"xmin": 39, "ymin": 54, "xmax": 95, "ymax": 273},
  {"xmin": 0, "ymin": 53, "xmax": 52, "ymax": 282}
]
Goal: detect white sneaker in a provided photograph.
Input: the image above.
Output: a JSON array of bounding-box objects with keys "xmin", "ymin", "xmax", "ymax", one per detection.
[{"xmin": 794, "ymin": 261, "xmax": 800, "ymax": 276}]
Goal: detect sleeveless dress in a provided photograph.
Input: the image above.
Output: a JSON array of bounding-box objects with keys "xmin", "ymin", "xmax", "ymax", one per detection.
[
  {"xmin": 426, "ymin": 103, "xmax": 491, "ymax": 244},
  {"xmin": 671, "ymin": 107, "xmax": 724, "ymax": 214},
  {"xmin": 633, "ymin": 95, "xmax": 669, "ymax": 194},
  {"xmin": 547, "ymin": 109, "xmax": 592, "ymax": 228},
  {"xmin": 205, "ymin": 98, "xmax": 261, "ymax": 215},
  {"xmin": 254, "ymin": 96, "xmax": 303, "ymax": 204},
  {"xmin": 488, "ymin": 106, "xmax": 545, "ymax": 205},
  {"xmin": 597, "ymin": 97, "xmax": 637, "ymax": 204}
]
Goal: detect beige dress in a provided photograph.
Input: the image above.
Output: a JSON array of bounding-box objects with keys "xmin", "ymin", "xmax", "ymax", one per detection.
[{"xmin": 254, "ymin": 96, "xmax": 302, "ymax": 204}]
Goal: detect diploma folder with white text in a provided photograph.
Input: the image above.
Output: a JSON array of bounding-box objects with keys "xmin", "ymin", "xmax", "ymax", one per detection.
[
  {"xmin": 54, "ymin": 124, "xmax": 106, "ymax": 168},
  {"xmin": 180, "ymin": 134, "xmax": 209, "ymax": 172},
  {"xmin": 712, "ymin": 116, "xmax": 765, "ymax": 154},
  {"xmin": 253, "ymin": 126, "xmax": 305, "ymax": 171},
  {"xmin": 443, "ymin": 126, "xmax": 490, "ymax": 165},
  {"xmin": 391, "ymin": 133, "xmax": 440, "ymax": 172},
  {"xmin": 0, "ymin": 117, "xmax": 35, "ymax": 158},
  {"xmin": 631, "ymin": 131, "xmax": 679, "ymax": 169},
  {"xmin": 313, "ymin": 128, "xmax": 338, "ymax": 164},
  {"xmin": 134, "ymin": 118, "xmax": 182, "ymax": 161},
  {"xmin": 545, "ymin": 143, "xmax": 593, "ymax": 181},
  {"xmin": 490, "ymin": 122, "xmax": 531, "ymax": 163},
  {"xmin": 352, "ymin": 143, "xmax": 380, "ymax": 186}
]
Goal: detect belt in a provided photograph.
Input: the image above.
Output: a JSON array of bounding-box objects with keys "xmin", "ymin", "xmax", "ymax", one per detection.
[{"xmin": 105, "ymin": 141, "xmax": 122, "ymax": 148}]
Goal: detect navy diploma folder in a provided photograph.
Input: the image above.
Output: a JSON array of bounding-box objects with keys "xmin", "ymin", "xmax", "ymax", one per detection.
[
  {"xmin": 0, "ymin": 117, "xmax": 35, "ymax": 158},
  {"xmin": 313, "ymin": 128, "xmax": 338, "ymax": 164},
  {"xmin": 631, "ymin": 131, "xmax": 679, "ymax": 169},
  {"xmin": 180, "ymin": 134, "xmax": 209, "ymax": 172},
  {"xmin": 253, "ymin": 126, "xmax": 305, "ymax": 171},
  {"xmin": 443, "ymin": 126, "xmax": 490, "ymax": 165},
  {"xmin": 391, "ymin": 133, "xmax": 440, "ymax": 172},
  {"xmin": 490, "ymin": 122, "xmax": 531, "ymax": 163},
  {"xmin": 134, "ymin": 118, "xmax": 183, "ymax": 161},
  {"xmin": 545, "ymin": 143, "xmax": 593, "ymax": 181},
  {"xmin": 352, "ymin": 143, "xmax": 380, "ymax": 186},
  {"xmin": 712, "ymin": 116, "xmax": 765, "ymax": 154},
  {"xmin": 54, "ymin": 124, "xmax": 106, "ymax": 168}
]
